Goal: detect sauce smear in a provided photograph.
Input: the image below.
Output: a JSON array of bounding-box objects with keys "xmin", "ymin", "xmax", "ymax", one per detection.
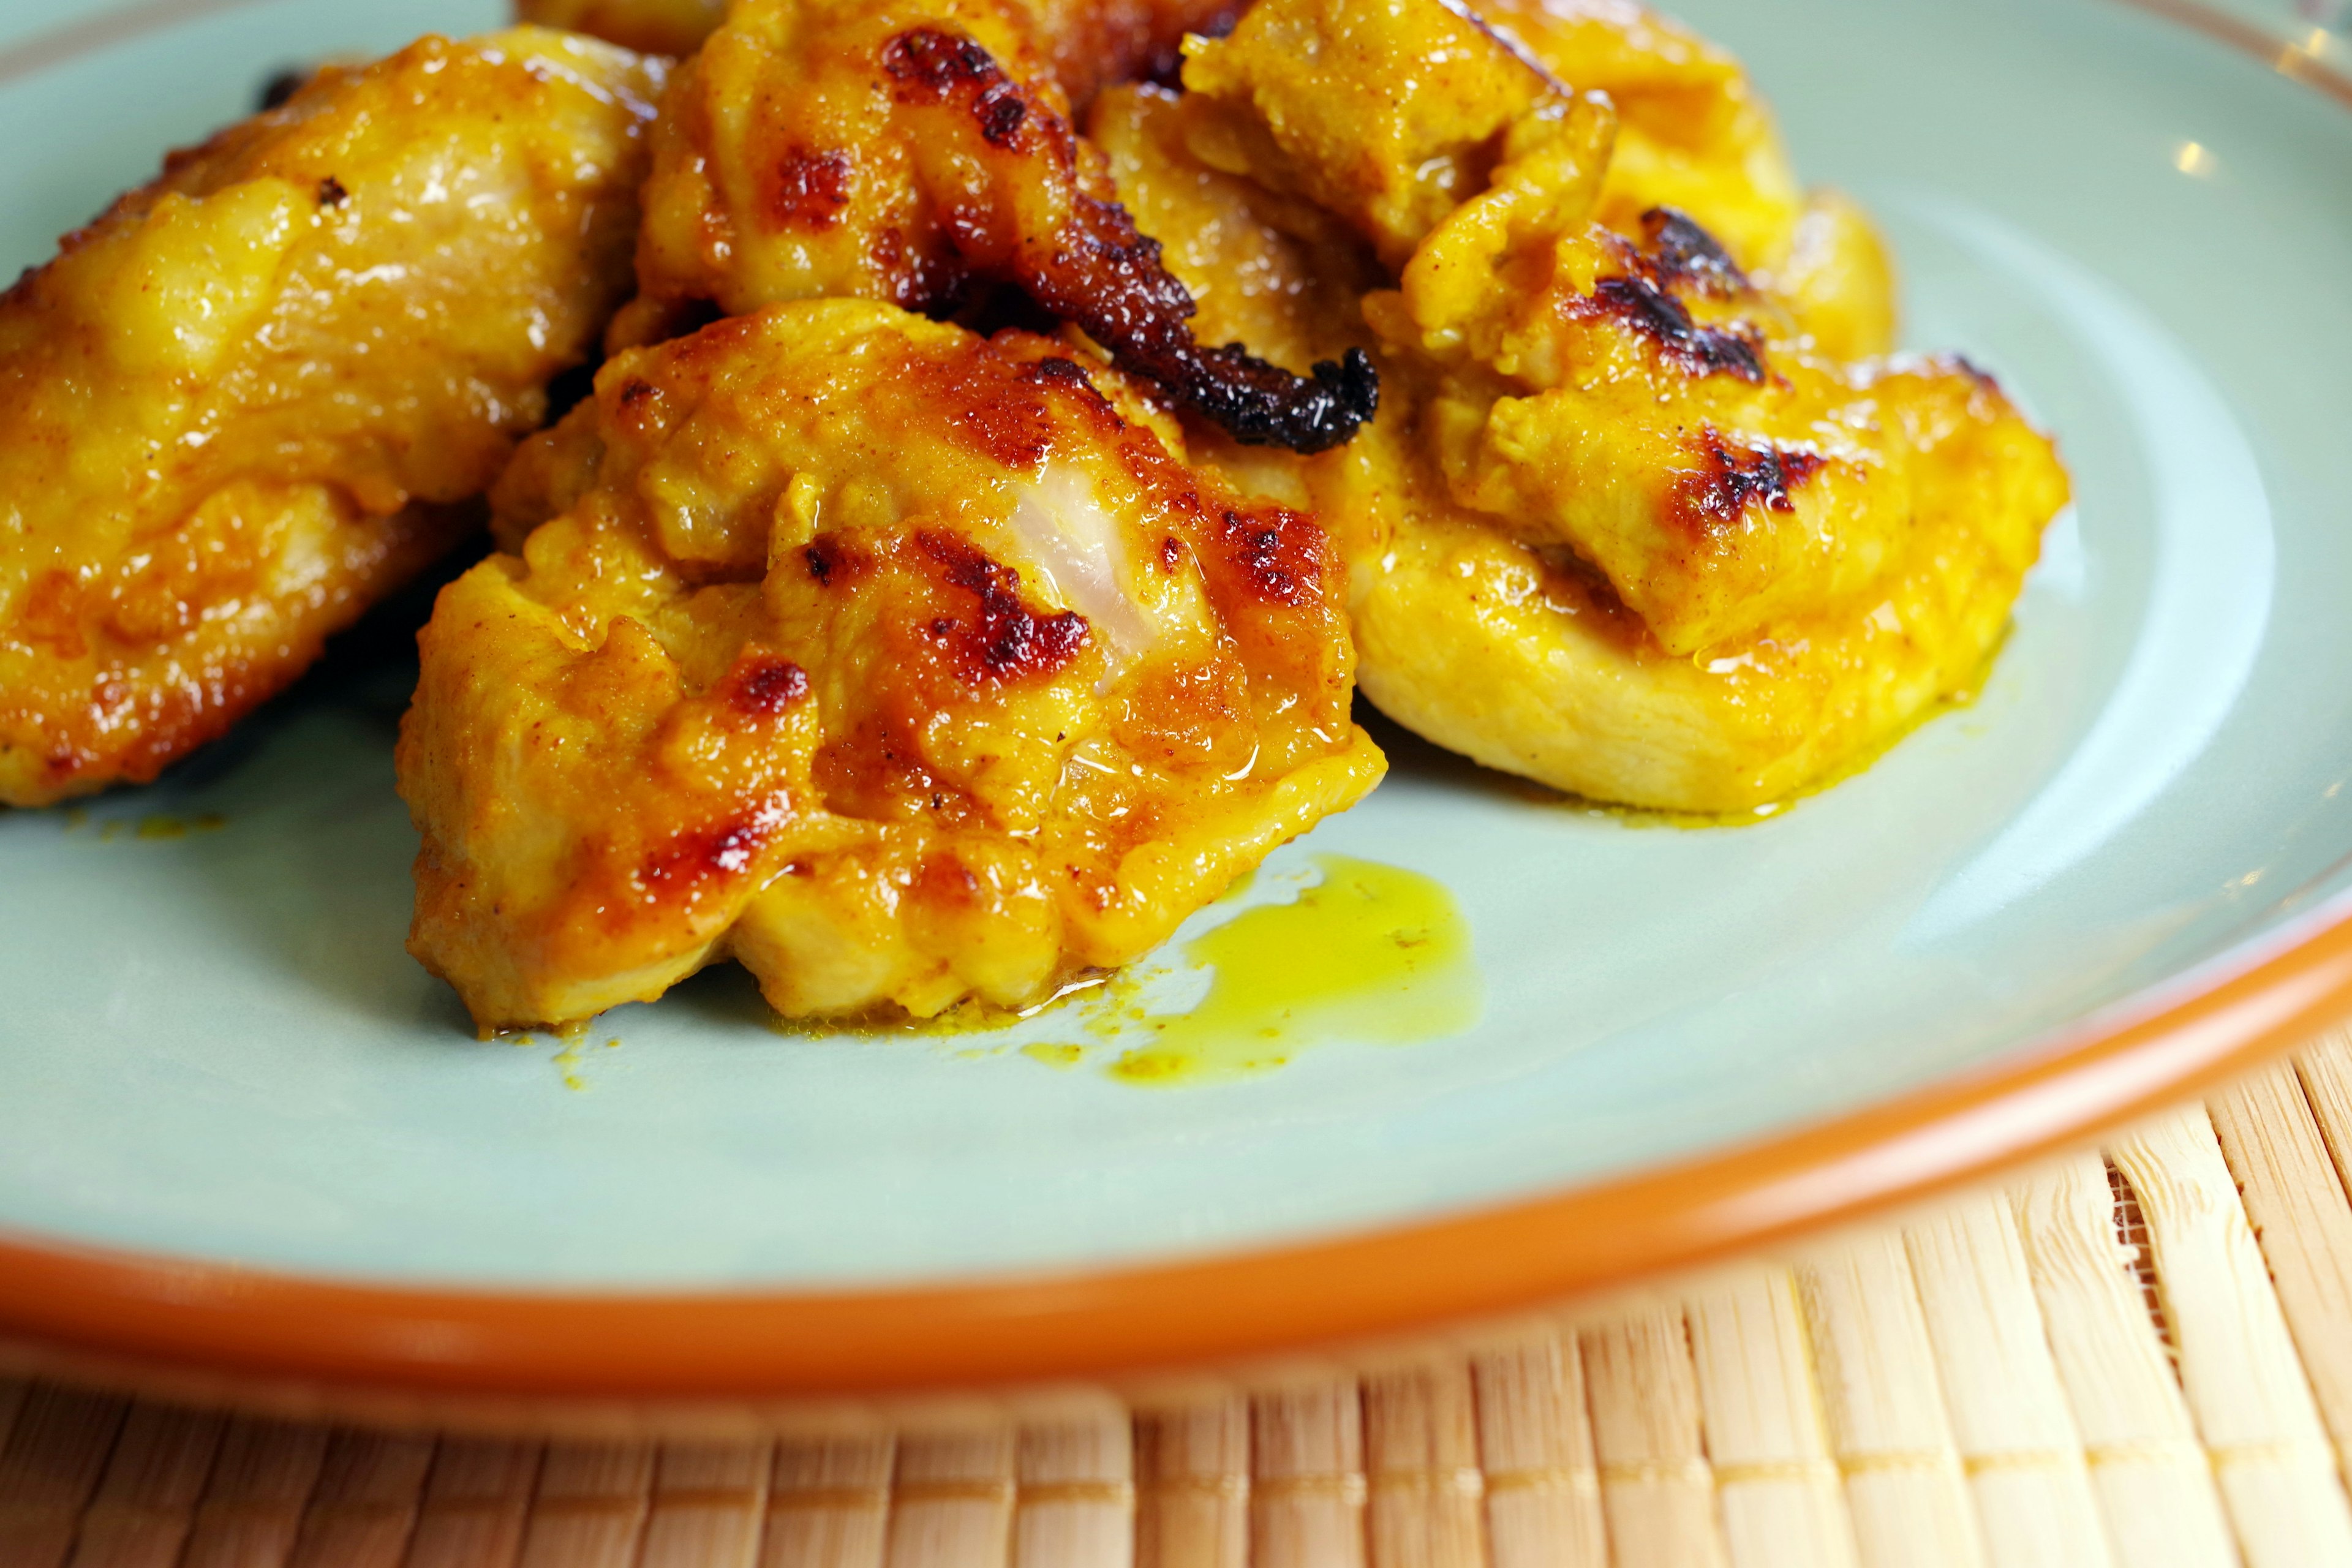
[{"xmin": 1104, "ymin": 854, "xmax": 1479, "ymax": 1085}]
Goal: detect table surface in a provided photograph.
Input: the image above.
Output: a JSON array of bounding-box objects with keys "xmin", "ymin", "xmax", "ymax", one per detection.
[{"xmin": 6, "ymin": 1028, "xmax": 2352, "ymax": 1567}]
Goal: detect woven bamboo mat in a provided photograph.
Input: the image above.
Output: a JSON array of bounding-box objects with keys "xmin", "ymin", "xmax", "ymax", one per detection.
[{"xmin": 10, "ymin": 1031, "xmax": 2352, "ymax": 1568}]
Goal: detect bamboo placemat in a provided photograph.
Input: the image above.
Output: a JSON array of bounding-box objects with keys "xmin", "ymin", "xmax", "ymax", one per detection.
[{"xmin": 10, "ymin": 1031, "xmax": 2352, "ymax": 1567}]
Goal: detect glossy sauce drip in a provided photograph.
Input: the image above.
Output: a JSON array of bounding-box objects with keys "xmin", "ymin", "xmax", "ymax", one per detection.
[{"xmin": 1099, "ymin": 854, "xmax": 1479, "ymax": 1085}]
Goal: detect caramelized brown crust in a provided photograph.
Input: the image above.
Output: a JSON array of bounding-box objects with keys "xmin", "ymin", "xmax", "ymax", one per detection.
[
  {"xmin": 1092, "ymin": 0, "xmax": 2069, "ymax": 812},
  {"xmin": 0, "ymin": 29, "xmax": 665, "ymax": 806},
  {"xmin": 405, "ymin": 301, "xmax": 1381, "ymax": 1030},
  {"xmin": 624, "ymin": 0, "xmax": 1377, "ymax": 451}
]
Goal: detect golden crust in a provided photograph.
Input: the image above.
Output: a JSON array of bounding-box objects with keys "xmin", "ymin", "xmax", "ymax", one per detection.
[
  {"xmin": 1095, "ymin": 0, "xmax": 2069, "ymax": 812},
  {"xmin": 628, "ymin": 0, "xmax": 1117, "ymax": 325},
  {"xmin": 401, "ymin": 301, "xmax": 1381, "ymax": 1030},
  {"xmin": 0, "ymin": 28, "xmax": 665, "ymax": 806},
  {"xmin": 617, "ymin": 0, "xmax": 1382, "ymax": 454}
]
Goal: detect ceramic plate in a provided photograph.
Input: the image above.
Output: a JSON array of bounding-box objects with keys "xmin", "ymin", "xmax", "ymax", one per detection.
[{"xmin": 6, "ymin": 0, "xmax": 2352, "ymax": 1401}]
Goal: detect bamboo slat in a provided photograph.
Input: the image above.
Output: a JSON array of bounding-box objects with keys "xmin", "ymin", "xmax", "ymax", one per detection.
[
  {"xmin": 1901, "ymin": 1194, "xmax": 2111, "ymax": 1567},
  {"xmin": 1580, "ymin": 1312, "xmax": 1724, "ymax": 1568},
  {"xmin": 401, "ymin": 1438, "xmax": 541, "ymax": 1568},
  {"xmin": 1134, "ymin": 1396, "xmax": 1250, "ymax": 1568},
  {"xmin": 764, "ymin": 1437, "xmax": 894, "ymax": 1568},
  {"xmin": 0, "ymin": 1387, "xmax": 128, "ymax": 1568},
  {"xmin": 883, "ymin": 1429, "xmax": 1017, "ymax": 1568},
  {"xmin": 282, "ymin": 1430, "xmax": 432, "ymax": 1568},
  {"xmin": 2007, "ymin": 1155, "xmax": 2237, "ymax": 1568},
  {"xmin": 0, "ymin": 1383, "xmax": 26, "ymax": 1453},
  {"xmin": 1012, "ymin": 1414, "xmax": 1133, "ymax": 1568},
  {"xmin": 63, "ymin": 1404, "xmax": 225, "ymax": 1568},
  {"xmin": 2291, "ymin": 1031, "xmax": 2352, "ymax": 1187},
  {"xmin": 2293, "ymin": 1036, "xmax": 2352, "ymax": 1454},
  {"xmin": 1469, "ymin": 1336, "xmax": 1607, "ymax": 1568},
  {"xmin": 638, "ymin": 1441, "xmax": 774, "ymax": 1568},
  {"xmin": 176, "ymin": 1417, "xmax": 329, "ymax": 1568},
  {"xmin": 1248, "ymin": 1385, "xmax": 1367, "ymax": 1568},
  {"xmin": 2111, "ymin": 1110, "xmax": 2352, "ymax": 1568},
  {"xmin": 1362, "ymin": 1362, "xmax": 1486, "ymax": 1568},
  {"xmin": 1794, "ymin": 1234, "xmax": 1981, "ymax": 1568},
  {"xmin": 2206, "ymin": 1064, "xmax": 2352, "ymax": 1488},
  {"xmin": 512, "ymin": 1441, "xmax": 655, "ymax": 1568},
  {"xmin": 1683, "ymin": 1268, "xmax": 1858, "ymax": 1568},
  {"xmin": 17, "ymin": 1045, "xmax": 2352, "ymax": 1568}
]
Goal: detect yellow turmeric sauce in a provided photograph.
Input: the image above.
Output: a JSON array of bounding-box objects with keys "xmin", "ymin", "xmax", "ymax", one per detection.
[{"xmin": 1028, "ymin": 854, "xmax": 1480, "ymax": 1085}]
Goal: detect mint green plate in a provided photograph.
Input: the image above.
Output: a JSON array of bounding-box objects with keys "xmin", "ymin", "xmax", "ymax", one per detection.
[{"xmin": 1, "ymin": 0, "xmax": 2347, "ymax": 1380}]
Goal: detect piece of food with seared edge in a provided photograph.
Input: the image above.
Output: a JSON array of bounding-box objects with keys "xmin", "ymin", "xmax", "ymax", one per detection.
[
  {"xmin": 1096, "ymin": 0, "xmax": 2068, "ymax": 813},
  {"xmin": 0, "ymin": 28, "xmax": 665, "ymax": 807},
  {"xmin": 614, "ymin": 0, "xmax": 1379, "ymax": 455},
  {"xmin": 401, "ymin": 302, "xmax": 1382, "ymax": 1031}
]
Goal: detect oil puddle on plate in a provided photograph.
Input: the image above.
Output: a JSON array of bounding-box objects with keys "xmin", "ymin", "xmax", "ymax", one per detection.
[{"xmin": 1026, "ymin": 854, "xmax": 1482, "ymax": 1085}]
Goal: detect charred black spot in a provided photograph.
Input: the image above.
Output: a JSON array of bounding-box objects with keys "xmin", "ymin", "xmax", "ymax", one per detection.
[
  {"xmin": 916, "ymin": 529, "xmax": 1090, "ymax": 680},
  {"xmin": 1204, "ymin": 344, "xmax": 1380, "ymax": 453},
  {"xmin": 1593, "ymin": 274, "xmax": 1763, "ymax": 383},
  {"xmin": 1025, "ymin": 356, "xmax": 1096, "ymax": 393},
  {"xmin": 1642, "ymin": 208, "xmax": 1746, "ymax": 297},
  {"xmin": 882, "ymin": 26, "xmax": 996, "ymax": 89},
  {"xmin": 616, "ymin": 378, "xmax": 657, "ymax": 410},
  {"xmin": 1020, "ymin": 355, "xmax": 1116, "ymax": 417},
  {"xmin": 978, "ymin": 92, "xmax": 1027, "ymax": 145},
  {"xmin": 1158, "ymin": 535, "xmax": 1184, "ymax": 573},
  {"xmin": 1025, "ymin": 194, "xmax": 1379, "ymax": 453},
  {"xmin": 884, "ymin": 28, "xmax": 1032, "ymax": 148},
  {"xmin": 317, "ymin": 176, "xmax": 348, "ymax": 208},
  {"xmin": 805, "ymin": 539, "xmax": 845, "ymax": 586},
  {"xmin": 1679, "ymin": 427, "xmax": 1827, "ymax": 528},
  {"xmin": 873, "ymin": 25, "xmax": 1378, "ymax": 454}
]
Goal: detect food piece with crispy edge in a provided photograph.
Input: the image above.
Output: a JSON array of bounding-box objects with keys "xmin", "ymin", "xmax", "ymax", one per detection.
[
  {"xmin": 1464, "ymin": 0, "xmax": 1894, "ymax": 358},
  {"xmin": 1113, "ymin": 0, "xmax": 2067, "ymax": 812},
  {"xmin": 405, "ymin": 300, "xmax": 1382, "ymax": 1031},
  {"xmin": 0, "ymin": 28, "xmax": 666, "ymax": 807},
  {"xmin": 620, "ymin": 0, "xmax": 1378, "ymax": 453}
]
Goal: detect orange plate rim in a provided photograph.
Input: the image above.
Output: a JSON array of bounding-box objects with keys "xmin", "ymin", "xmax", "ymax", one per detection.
[{"xmin": 3, "ymin": 0, "xmax": 2350, "ymax": 1401}]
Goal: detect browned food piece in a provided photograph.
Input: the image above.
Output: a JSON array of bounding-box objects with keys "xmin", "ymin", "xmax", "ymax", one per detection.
[
  {"xmin": 621, "ymin": 0, "xmax": 1377, "ymax": 452},
  {"xmin": 401, "ymin": 301, "xmax": 1383, "ymax": 1031},
  {"xmin": 1462, "ymin": 0, "xmax": 1894, "ymax": 358},
  {"xmin": 1087, "ymin": 0, "xmax": 2068, "ymax": 812},
  {"xmin": 0, "ymin": 29, "xmax": 666, "ymax": 807}
]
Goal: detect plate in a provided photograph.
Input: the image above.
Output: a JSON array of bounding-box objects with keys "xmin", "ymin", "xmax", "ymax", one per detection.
[{"xmin": 6, "ymin": 0, "xmax": 2352, "ymax": 1403}]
